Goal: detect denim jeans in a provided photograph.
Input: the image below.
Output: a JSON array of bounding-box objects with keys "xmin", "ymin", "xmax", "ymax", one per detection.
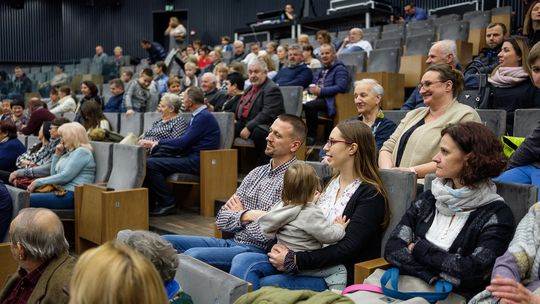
[
  {"xmin": 161, "ymin": 235, "xmax": 265, "ymax": 272},
  {"xmin": 30, "ymin": 191, "xmax": 74, "ymax": 209},
  {"xmin": 229, "ymin": 252, "xmax": 327, "ymax": 291},
  {"xmin": 496, "ymin": 164, "xmax": 540, "ymax": 200}
]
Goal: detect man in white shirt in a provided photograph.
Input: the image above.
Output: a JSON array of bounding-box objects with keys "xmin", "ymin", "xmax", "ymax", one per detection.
[{"xmin": 337, "ymin": 28, "xmax": 373, "ymax": 55}]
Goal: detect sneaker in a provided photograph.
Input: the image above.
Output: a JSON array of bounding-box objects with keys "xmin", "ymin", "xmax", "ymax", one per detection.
[{"xmin": 149, "ymin": 204, "xmax": 177, "ymax": 216}]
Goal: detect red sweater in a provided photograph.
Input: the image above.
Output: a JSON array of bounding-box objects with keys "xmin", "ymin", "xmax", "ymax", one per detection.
[{"xmin": 21, "ymin": 107, "xmax": 56, "ymax": 136}]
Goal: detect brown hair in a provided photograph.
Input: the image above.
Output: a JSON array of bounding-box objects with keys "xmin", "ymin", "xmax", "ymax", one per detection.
[
  {"xmin": 0, "ymin": 120, "xmax": 18, "ymax": 139},
  {"xmin": 425, "ymin": 64, "xmax": 464, "ymax": 98},
  {"xmin": 441, "ymin": 122, "xmax": 507, "ymax": 187},
  {"xmin": 282, "ymin": 163, "xmax": 321, "ymax": 206},
  {"xmin": 80, "ymin": 100, "xmax": 110, "ymax": 130},
  {"xmin": 524, "ymin": 1, "xmax": 540, "ymax": 36},
  {"xmin": 336, "ymin": 120, "xmax": 389, "ymax": 228},
  {"xmin": 167, "ymin": 76, "xmax": 181, "ymax": 87},
  {"xmin": 316, "ymin": 30, "xmax": 332, "ymax": 44},
  {"xmin": 277, "ymin": 114, "xmax": 307, "ymax": 144}
]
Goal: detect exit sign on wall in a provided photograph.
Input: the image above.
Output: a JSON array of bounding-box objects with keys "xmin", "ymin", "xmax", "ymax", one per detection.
[{"xmin": 165, "ymin": 4, "xmax": 174, "ymax": 11}]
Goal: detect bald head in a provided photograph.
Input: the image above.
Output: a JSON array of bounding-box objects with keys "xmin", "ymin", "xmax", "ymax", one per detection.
[
  {"xmin": 10, "ymin": 208, "xmax": 68, "ymax": 261},
  {"xmin": 349, "ymin": 28, "xmax": 363, "ymax": 43},
  {"xmin": 426, "ymin": 40, "xmax": 458, "ymax": 67}
]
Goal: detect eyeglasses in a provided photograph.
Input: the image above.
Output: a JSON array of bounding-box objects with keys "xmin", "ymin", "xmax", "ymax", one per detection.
[
  {"xmin": 417, "ymin": 80, "xmax": 445, "ymax": 90},
  {"xmin": 325, "ymin": 139, "xmax": 352, "ymax": 147}
]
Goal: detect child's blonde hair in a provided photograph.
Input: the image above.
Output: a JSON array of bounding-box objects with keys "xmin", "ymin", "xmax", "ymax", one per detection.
[
  {"xmin": 282, "ymin": 162, "xmax": 321, "ymax": 206},
  {"xmin": 184, "ymin": 62, "xmax": 197, "ymax": 71}
]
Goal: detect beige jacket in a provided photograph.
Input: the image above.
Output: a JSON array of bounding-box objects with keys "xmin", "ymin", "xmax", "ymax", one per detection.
[{"xmin": 381, "ymin": 100, "xmax": 481, "ymax": 167}]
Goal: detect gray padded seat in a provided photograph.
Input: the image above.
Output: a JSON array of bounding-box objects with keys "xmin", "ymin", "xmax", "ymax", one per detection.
[
  {"xmin": 119, "ymin": 112, "xmax": 143, "ymax": 137},
  {"xmin": 463, "ymin": 11, "xmax": 491, "ymax": 29},
  {"xmin": 101, "ymin": 83, "xmax": 112, "ymax": 104},
  {"xmin": 76, "ymin": 63, "xmax": 89, "ymax": 75},
  {"xmin": 477, "ymin": 109, "xmax": 506, "ymax": 138},
  {"xmin": 335, "ymin": 31, "xmax": 349, "ymax": 42},
  {"xmin": 381, "ymin": 29, "xmax": 404, "ymax": 40},
  {"xmin": 107, "ymin": 144, "xmax": 146, "ymax": 190},
  {"xmin": 431, "ymin": 14, "xmax": 461, "ymax": 27},
  {"xmin": 64, "ymin": 64, "xmax": 76, "ymax": 75},
  {"xmin": 17, "ymin": 135, "xmax": 26, "ymax": 147},
  {"xmin": 439, "ymin": 21, "xmax": 470, "ymax": 41},
  {"xmin": 405, "ymin": 34, "xmax": 436, "ymax": 56},
  {"xmin": 406, "ymin": 19, "xmax": 433, "ymax": 35},
  {"xmin": 79, "ymin": 58, "xmax": 92, "ymax": 65},
  {"xmin": 89, "ymin": 63, "xmax": 103, "ymax": 75},
  {"xmin": 279, "ymin": 86, "xmax": 303, "ymax": 116},
  {"xmin": 26, "ymin": 136, "xmax": 40, "ymax": 149},
  {"xmin": 34, "ymin": 73, "xmax": 47, "ymax": 84},
  {"xmin": 367, "ymin": 48, "xmax": 400, "ymax": 73},
  {"xmin": 491, "ymin": 6, "xmax": 512, "ymax": 15},
  {"xmin": 424, "ymin": 174, "xmax": 538, "ymax": 224},
  {"xmin": 362, "ymin": 26, "xmax": 381, "ymax": 36},
  {"xmin": 362, "ymin": 33, "xmax": 379, "ymax": 42},
  {"xmin": 383, "ymin": 110, "xmax": 408, "ymax": 125},
  {"xmin": 306, "ymin": 161, "xmax": 333, "ymax": 180},
  {"xmin": 30, "ymin": 66, "xmax": 41, "ymax": 74},
  {"xmin": 513, "ymin": 109, "xmax": 540, "ymax": 137},
  {"xmin": 3, "ymin": 185, "xmax": 29, "ymax": 241},
  {"xmin": 374, "ymin": 38, "xmax": 402, "ymax": 50},
  {"xmin": 382, "ymin": 23, "xmax": 404, "ymax": 33},
  {"xmin": 146, "ymin": 92, "xmax": 160, "ymax": 113},
  {"xmin": 143, "ymin": 112, "xmax": 162, "ymax": 134},
  {"xmin": 104, "ymin": 112, "xmax": 119, "ymax": 132},
  {"xmin": 90, "ymin": 141, "xmax": 113, "ymax": 183},
  {"xmin": 175, "ymin": 254, "xmax": 250, "ymax": 303},
  {"xmin": 337, "ymin": 51, "xmax": 367, "ymax": 73}
]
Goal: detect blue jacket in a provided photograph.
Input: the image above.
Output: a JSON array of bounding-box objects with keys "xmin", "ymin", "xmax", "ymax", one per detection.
[
  {"xmin": 273, "ymin": 64, "xmax": 313, "ymax": 88},
  {"xmin": 157, "ymin": 108, "xmax": 220, "ymax": 160},
  {"xmin": 147, "ymin": 42, "xmax": 167, "ymax": 64},
  {"xmin": 312, "ymin": 60, "xmax": 350, "ymax": 117},
  {"xmin": 0, "ymin": 138, "xmax": 26, "ymax": 171},
  {"xmin": 103, "ymin": 94, "xmax": 126, "ymax": 112},
  {"xmin": 405, "ymin": 7, "xmax": 428, "ymax": 23}
]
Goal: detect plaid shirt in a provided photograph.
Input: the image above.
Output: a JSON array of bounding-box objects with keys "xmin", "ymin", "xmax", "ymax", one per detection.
[
  {"xmin": 3, "ymin": 261, "xmax": 49, "ymax": 304},
  {"xmin": 216, "ymin": 157, "xmax": 296, "ymax": 249}
]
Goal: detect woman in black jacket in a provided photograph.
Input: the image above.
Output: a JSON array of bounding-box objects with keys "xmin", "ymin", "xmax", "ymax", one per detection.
[{"xmin": 229, "ymin": 120, "xmax": 389, "ymax": 290}]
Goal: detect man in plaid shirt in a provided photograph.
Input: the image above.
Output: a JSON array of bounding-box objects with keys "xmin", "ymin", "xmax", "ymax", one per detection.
[{"xmin": 162, "ymin": 114, "xmax": 306, "ymax": 271}]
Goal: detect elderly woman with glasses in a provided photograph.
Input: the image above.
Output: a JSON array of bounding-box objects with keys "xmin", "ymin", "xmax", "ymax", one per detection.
[
  {"xmin": 378, "ymin": 64, "xmax": 481, "ymax": 178},
  {"xmin": 138, "ymin": 93, "xmax": 188, "ymax": 145}
]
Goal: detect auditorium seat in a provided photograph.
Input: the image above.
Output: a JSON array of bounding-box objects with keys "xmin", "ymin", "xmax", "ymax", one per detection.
[
  {"xmin": 40, "ymin": 65, "xmax": 53, "ymax": 73},
  {"xmin": 382, "ymin": 23, "xmax": 404, "ymax": 33},
  {"xmin": 367, "ymin": 48, "xmax": 400, "ymax": 73},
  {"xmin": 26, "ymin": 135, "xmax": 39, "ymax": 148},
  {"xmin": 0, "ymin": 243, "xmax": 18, "ymax": 286},
  {"xmin": 465, "ymin": 11, "xmax": 491, "ymax": 55},
  {"xmin": 374, "ymin": 38, "xmax": 402, "ymax": 50},
  {"xmin": 119, "ymin": 112, "xmax": 143, "ymax": 137},
  {"xmin": 280, "ymin": 86, "xmax": 303, "ymax": 116},
  {"xmin": 400, "ymin": 34, "xmax": 433, "ymax": 88},
  {"xmin": 79, "ymin": 57, "xmax": 92, "ymax": 65},
  {"xmin": 431, "ymin": 13, "xmax": 461, "ymax": 26},
  {"xmin": 491, "ymin": 6, "xmax": 512, "ymax": 33},
  {"xmin": 2, "ymin": 185, "xmax": 29, "ymax": 242},
  {"xmin": 513, "ymin": 109, "xmax": 540, "ymax": 137},
  {"xmin": 89, "ymin": 62, "xmax": 103, "ymax": 75},
  {"xmin": 17, "ymin": 135, "xmax": 26, "ymax": 147},
  {"xmin": 476, "ymin": 109, "xmax": 507, "ymax": 138},
  {"xmin": 406, "ymin": 19, "xmax": 433, "ymax": 36},
  {"xmin": 404, "ymin": 34, "xmax": 435, "ymax": 56},
  {"xmin": 381, "ymin": 29, "xmax": 404, "ymax": 40},
  {"xmin": 362, "ymin": 26, "xmax": 381, "ymax": 37},
  {"xmin": 382, "ymin": 110, "xmax": 408, "ymax": 125},
  {"xmin": 76, "ymin": 63, "xmax": 89, "ymax": 75},
  {"xmin": 337, "ymin": 51, "xmax": 367, "ymax": 73},
  {"xmin": 30, "ymin": 66, "xmax": 41, "ymax": 74},
  {"xmin": 439, "ymin": 20, "xmax": 470, "ymax": 41}
]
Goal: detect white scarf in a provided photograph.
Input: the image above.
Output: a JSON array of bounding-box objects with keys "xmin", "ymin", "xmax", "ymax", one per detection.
[
  {"xmin": 488, "ymin": 66, "xmax": 529, "ymax": 88},
  {"xmin": 431, "ymin": 177, "xmax": 502, "ymax": 216}
]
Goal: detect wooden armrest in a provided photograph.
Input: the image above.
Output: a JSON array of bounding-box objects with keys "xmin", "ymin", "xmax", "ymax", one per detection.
[
  {"xmin": 354, "ymin": 257, "xmax": 390, "ymax": 284},
  {"xmin": 0, "ymin": 243, "xmax": 18, "ymax": 285}
]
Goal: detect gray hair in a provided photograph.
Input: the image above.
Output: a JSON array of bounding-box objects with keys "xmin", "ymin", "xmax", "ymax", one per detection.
[
  {"xmin": 202, "ymin": 72, "xmax": 218, "ymax": 85},
  {"xmin": 160, "ymin": 93, "xmax": 182, "ymax": 113},
  {"xmin": 10, "ymin": 208, "xmax": 69, "ymax": 261},
  {"xmin": 117, "ymin": 230, "xmax": 179, "ymax": 283},
  {"xmin": 355, "ymin": 79, "xmax": 384, "ymax": 97},
  {"xmin": 249, "ymin": 59, "xmax": 268, "ymax": 73},
  {"xmin": 233, "ymin": 40, "xmax": 244, "ymax": 47},
  {"xmin": 288, "ymin": 44, "xmax": 302, "ymax": 51},
  {"xmin": 433, "ymin": 40, "xmax": 459, "ymax": 65}
]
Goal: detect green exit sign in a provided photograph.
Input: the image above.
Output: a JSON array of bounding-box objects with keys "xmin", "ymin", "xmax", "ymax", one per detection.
[{"xmin": 165, "ymin": 4, "xmax": 174, "ymax": 11}]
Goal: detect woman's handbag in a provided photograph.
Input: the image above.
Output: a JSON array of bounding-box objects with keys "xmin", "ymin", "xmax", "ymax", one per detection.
[
  {"xmin": 457, "ymin": 66, "xmax": 491, "ymax": 109},
  {"xmin": 35, "ymin": 184, "xmax": 67, "ymax": 197},
  {"xmin": 13, "ymin": 176, "xmax": 36, "ymax": 190}
]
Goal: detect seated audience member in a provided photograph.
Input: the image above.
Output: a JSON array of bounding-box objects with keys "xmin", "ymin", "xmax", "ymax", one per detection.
[
  {"xmin": 124, "ymin": 68, "xmax": 153, "ymax": 115},
  {"xmin": 266, "ymin": 41, "xmax": 280, "ymax": 69},
  {"xmin": 121, "ymin": 69, "xmax": 134, "ymax": 85},
  {"xmin": 400, "ymin": 2, "xmax": 428, "ymax": 23},
  {"xmin": 273, "ymin": 44, "xmax": 313, "ymax": 88},
  {"xmin": 524, "ymin": 1, "xmax": 540, "ymax": 46},
  {"xmin": 197, "ymin": 45, "xmax": 212, "ymax": 70},
  {"xmin": 49, "ymin": 86, "xmax": 76, "ymax": 116},
  {"xmin": 243, "ymin": 43, "xmax": 262, "ymax": 67},
  {"xmin": 0, "ymin": 182, "xmax": 11, "ymax": 239},
  {"xmin": 0, "ymin": 121, "xmax": 55, "ymax": 184},
  {"xmin": 487, "ymin": 36, "xmax": 540, "ymax": 134},
  {"xmin": 465, "ymin": 23, "xmax": 507, "ymax": 76},
  {"xmin": 379, "ymin": 64, "xmax": 481, "ymax": 178},
  {"xmin": 314, "ymin": 30, "xmax": 333, "ymax": 57},
  {"xmin": 473, "ymin": 202, "xmax": 540, "ymax": 303},
  {"xmin": 221, "ymin": 35, "xmax": 233, "ymax": 53},
  {"xmin": 141, "ymin": 39, "xmax": 167, "ymax": 64},
  {"xmin": 0, "ymin": 208, "xmax": 75, "ymax": 304},
  {"xmin": 92, "ymin": 45, "xmax": 108, "ymax": 65},
  {"xmin": 201, "ymin": 50, "xmax": 222, "ymax": 74},
  {"xmin": 337, "ymin": 28, "xmax": 373, "ymax": 55},
  {"xmin": 68, "ymin": 242, "xmax": 168, "ymax": 304},
  {"xmin": 7, "ymin": 118, "xmax": 69, "ymax": 188},
  {"xmin": 181, "ymin": 62, "xmax": 198, "ymax": 92},
  {"xmin": 297, "ymin": 34, "xmax": 310, "ymax": 48},
  {"xmin": 27, "ymin": 122, "xmax": 96, "ymax": 209},
  {"xmin": 381, "ymin": 122, "xmax": 514, "ymax": 301},
  {"xmin": 8, "ymin": 66, "xmax": 32, "ymax": 100},
  {"xmin": 167, "ymin": 76, "xmax": 182, "ymax": 96},
  {"xmin": 201, "ymin": 73, "xmax": 227, "ymax": 111},
  {"xmin": 76, "ymin": 81, "xmax": 103, "ymax": 124},
  {"xmin": 214, "ymin": 72, "xmax": 244, "ymax": 112},
  {"xmin": 113, "ymin": 46, "xmax": 128, "ymax": 69},
  {"xmin": 165, "ymin": 16, "xmax": 187, "ymax": 51},
  {"xmin": 259, "ymin": 53, "xmax": 278, "ymax": 80},
  {"xmin": 303, "ymin": 45, "xmax": 322, "ymax": 69},
  {"xmin": 277, "ymin": 44, "xmax": 289, "ymax": 70},
  {"xmin": 47, "ymin": 87, "xmax": 61, "ymax": 111},
  {"xmin": 162, "ymin": 114, "xmax": 305, "ymax": 270},
  {"xmin": 281, "ymin": 3, "xmax": 296, "ymax": 21},
  {"xmin": 117, "ymin": 230, "xmax": 194, "ymax": 303},
  {"xmin": 80, "ymin": 100, "xmax": 112, "ymax": 141},
  {"xmin": 103, "ymin": 78, "xmax": 125, "ymax": 113},
  {"xmin": 153, "ymin": 61, "xmax": 169, "ymax": 94},
  {"xmin": 304, "ymin": 43, "xmax": 349, "ymax": 145},
  {"xmin": 401, "ymin": 40, "xmax": 479, "ymax": 110},
  {"xmin": 141, "ymin": 87, "xmax": 220, "ymax": 216},
  {"xmin": 21, "ymin": 97, "xmax": 56, "ymax": 136},
  {"xmin": 38, "ymin": 64, "xmax": 69, "ymax": 98},
  {"xmin": 229, "ymin": 120, "xmax": 388, "ymax": 289},
  {"xmin": 9, "ymin": 99, "xmax": 28, "ymax": 132},
  {"xmin": 213, "ymin": 63, "xmax": 229, "ymax": 90},
  {"xmin": 0, "ymin": 99, "xmax": 11, "ymax": 120},
  {"xmin": 0, "ymin": 120, "xmax": 26, "ymax": 172},
  {"xmin": 233, "ymin": 40, "xmax": 247, "ymax": 62},
  {"xmin": 235, "ymin": 61, "xmax": 285, "ymax": 164},
  {"xmin": 139, "ymin": 93, "xmax": 187, "ymax": 142}
]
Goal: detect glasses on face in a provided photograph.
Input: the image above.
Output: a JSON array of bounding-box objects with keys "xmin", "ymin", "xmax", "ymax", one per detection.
[
  {"xmin": 417, "ymin": 80, "xmax": 445, "ymax": 90},
  {"xmin": 325, "ymin": 139, "xmax": 352, "ymax": 147}
]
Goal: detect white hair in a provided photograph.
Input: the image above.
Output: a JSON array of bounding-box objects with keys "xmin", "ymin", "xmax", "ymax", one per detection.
[
  {"xmin": 433, "ymin": 40, "xmax": 459, "ymax": 65},
  {"xmin": 202, "ymin": 72, "xmax": 218, "ymax": 84},
  {"xmin": 233, "ymin": 40, "xmax": 244, "ymax": 47},
  {"xmin": 355, "ymin": 79, "xmax": 384, "ymax": 97},
  {"xmin": 249, "ymin": 60, "xmax": 268, "ymax": 73}
]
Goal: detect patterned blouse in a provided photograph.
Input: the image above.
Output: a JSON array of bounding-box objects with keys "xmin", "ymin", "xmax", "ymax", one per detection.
[
  {"xmin": 15, "ymin": 138, "xmax": 59, "ymax": 168},
  {"xmin": 142, "ymin": 115, "xmax": 188, "ymax": 141},
  {"xmin": 317, "ymin": 176, "xmax": 362, "ymax": 222}
]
